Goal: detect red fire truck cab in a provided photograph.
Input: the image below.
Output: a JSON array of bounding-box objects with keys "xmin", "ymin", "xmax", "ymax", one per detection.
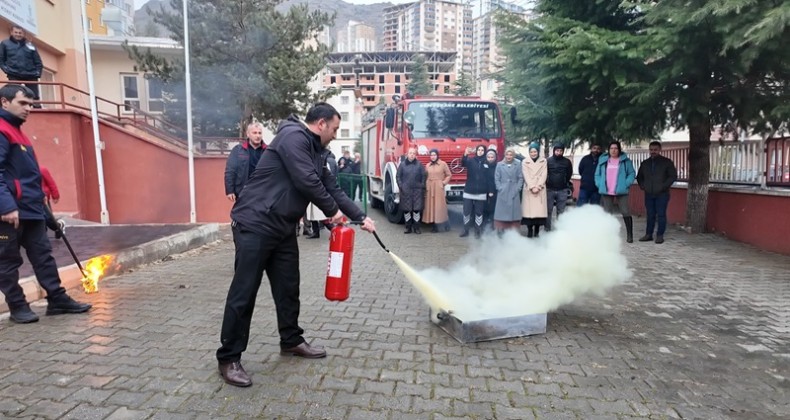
[{"xmin": 362, "ymin": 95, "xmax": 506, "ymax": 223}]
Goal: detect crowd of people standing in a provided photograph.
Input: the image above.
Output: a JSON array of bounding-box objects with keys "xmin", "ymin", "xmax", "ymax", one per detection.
[{"xmin": 395, "ymin": 140, "xmax": 678, "ymax": 244}]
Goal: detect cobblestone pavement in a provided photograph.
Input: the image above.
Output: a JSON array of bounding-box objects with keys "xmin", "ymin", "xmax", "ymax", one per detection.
[{"xmin": 0, "ymin": 212, "xmax": 787, "ymax": 419}]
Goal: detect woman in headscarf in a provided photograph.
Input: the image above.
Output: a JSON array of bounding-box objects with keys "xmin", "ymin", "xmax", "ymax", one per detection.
[
  {"xmin": 493, "ymin": 148, "xmax": 523, "ymax": 234},
  {"xmin": 397, "ymin": 147, "xmax": 427, "ymax": 234},
  {"xmin": 595, "ymin": 141, "xmax": 636, "ymax": 243},
  {"xmin": 423, "ymin": 148, "xmax": 452, "ymax": 232},
  {"xmin": 460, "ymin": 144, "xmax": 491, "ymax": 238},
  {"xmin": 484, "ymin": 149, "xmax": 498, "ymax": 231},
  {"xmin": 521, "ymin": 142, "xmax": 548, "ymax": 237}
]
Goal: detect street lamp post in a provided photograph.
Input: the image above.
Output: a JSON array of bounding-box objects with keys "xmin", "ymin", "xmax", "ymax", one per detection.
[{"xmin": 183, "ymin": 0, "xmax": 197, "ymax": 223}]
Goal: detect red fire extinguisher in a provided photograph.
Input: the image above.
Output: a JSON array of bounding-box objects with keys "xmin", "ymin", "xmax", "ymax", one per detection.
[{"xmin": 325, "ymin": 221, "xmax": 355, "ymax": 301}]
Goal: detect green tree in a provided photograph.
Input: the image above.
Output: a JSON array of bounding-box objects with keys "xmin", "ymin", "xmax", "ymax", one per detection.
[
  {"xmin": 125, "ymin": 0, "xmax": 336, "ymax": 136},
  {"xmin": 407, "ymin": 54, "xmax": 432, "ymax": 96},
  {"xmin": 499, "ymin": 0, "xmax": 790, "ymax": 233},
  {"xmin": 453, "ymin": 71, "xmax": 475, "ymax": 96},
  {"xmin": 635, "ymin": 0, "xmax": 790, "ymax": 232}
]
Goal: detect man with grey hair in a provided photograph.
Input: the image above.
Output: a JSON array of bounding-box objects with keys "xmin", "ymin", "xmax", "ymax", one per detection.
[{"xmin": 224, "ymin": 122, "xmax": 266, "ymax": 202}]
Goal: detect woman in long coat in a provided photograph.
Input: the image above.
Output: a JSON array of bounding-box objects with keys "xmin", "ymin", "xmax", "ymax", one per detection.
[
  {"xmin": 397, "ymin": 147, "xmax": 427, "ymax": 234},
  {"xmin": 493, "ymin": 149, "xmax": 523, "ymax": 233},
  {"xmin": 522, "ymin": 143, "xmax": 548, "ymax": 237},
  {"xmin": 423, "ymin": 149, "xmax": 452, "ymax": 232}
]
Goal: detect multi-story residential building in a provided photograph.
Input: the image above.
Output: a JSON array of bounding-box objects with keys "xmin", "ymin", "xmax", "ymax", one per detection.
[
  {"xmin": 382, "ymin": 1, "xmax": 473, "ymax": 76},
  {"xmin": 85, "ymin": 0, "xmax": 135, "ymax": 36},
  {"xmin": 336, "ymin": 21, "xmax": 377, "ymax": 53},
  {"xmin": 382, "ymin": 4, "xmax": 411, "ymax": 52},
  {"xmin": 322, "ymin": 51, "xmax": 457, "ymax": 113},
  {"xmin": 472, "ymin": 0, "xmax": 530, "ymax": 99}
]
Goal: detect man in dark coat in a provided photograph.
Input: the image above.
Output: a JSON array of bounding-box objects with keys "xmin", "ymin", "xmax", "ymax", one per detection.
[
  {"xmin": 223, "ymin": 122, "xmax": 265, "ymax": 202},
  {"xmin": 577, "ymin": 144, "xmax": 602, "ymax": 206},
  {"xmin": 545, "ymin": 143, "xmax": 573, "ymax": 231},
  {"xmin": 337, "ymin": 150, "xmax": 353, "ymax": 197},
  {"xmin": 216, "ymin": 103, "xmax": 375, "ymax": 388},
  {"xmin": 0, "ymin": 84, "xmax": 91, "ymax": 324},
  {"xmin": 0, "ymin": 27, "xmax": 44, "ymax": 104},
  {"xmin": 636, "ymin": 141, "xmax": 677, "ymax": 244},
  {"xmin": 396, "ymin": 147, "xmax": 427, "ymax": 234}
]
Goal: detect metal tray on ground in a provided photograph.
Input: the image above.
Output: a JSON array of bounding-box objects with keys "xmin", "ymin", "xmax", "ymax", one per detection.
[{"xmin": 430, "ymin": 309, "xmax": 547, "ymax": 343}]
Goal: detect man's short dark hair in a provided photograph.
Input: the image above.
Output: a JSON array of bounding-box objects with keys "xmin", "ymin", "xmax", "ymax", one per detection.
[
  {"xmin": 0, "ymin": 84, "xmax": 35, "ymax": 102},
  {"xmin": 305, "ymin": 102, "xmax": 341, "ymax": 124},
  {"xmin": 649, "ymin": 141, "xmax": 662, "ymax": 149}
]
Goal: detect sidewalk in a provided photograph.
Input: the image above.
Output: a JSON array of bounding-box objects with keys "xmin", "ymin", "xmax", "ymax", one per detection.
[{"xmin": 0, "ymin": 211, "xmax": 787, "ymax": 419}]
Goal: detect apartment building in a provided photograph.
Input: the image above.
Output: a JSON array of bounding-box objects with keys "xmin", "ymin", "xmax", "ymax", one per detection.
[
  {"xmin": 85, "ymin": 0, "xmax": 135, "ymax": 36},
  {"xmin": 472, "ymin": 0, "xmax": 530, "ymax": 99},
  {"xmin": 336, "ymin": 21, "xmax": 377, "ymax": 53},
  {"xmin": 382, "ymin": 0, "xmax": 473, "ymax": 75},
  {"xmin": 322, "ymin": 51, "xmax": 457, "ymax": 113}
]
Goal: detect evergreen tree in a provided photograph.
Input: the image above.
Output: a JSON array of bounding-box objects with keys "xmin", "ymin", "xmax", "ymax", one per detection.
[
  {"xmin": 407, "ymin": 54, "xmax": 432, "ymax": 96},
  {"xmin": 453, "ymin": 71, "xmax": 475, "ymax": 96},
  {"xmin": 499, "ymin": 1, "xmax": 790, "ymax": 232},
  {"xmin": 125, "ymin": 0, "xmax": 336, "ymax": 136}
]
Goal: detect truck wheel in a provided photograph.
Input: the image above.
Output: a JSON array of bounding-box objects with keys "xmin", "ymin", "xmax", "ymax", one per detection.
[
  {"xmin": 369, "ymin": 188, "xmax": 383, "ymax": 209},
  {"xmin": 384, "ymin": 179, "xmax": 404, "ymax": 224}
]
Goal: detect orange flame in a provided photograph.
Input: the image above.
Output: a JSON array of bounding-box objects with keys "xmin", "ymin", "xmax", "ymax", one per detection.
[{"xmin": 81, "ymin": 255, "xmax": 114, "ymax": 294}]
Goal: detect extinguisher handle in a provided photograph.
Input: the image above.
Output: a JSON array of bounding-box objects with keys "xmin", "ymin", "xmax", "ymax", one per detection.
[{"xmin": 345, "ymin": 221, "xmax": 389, "ymax": 252}]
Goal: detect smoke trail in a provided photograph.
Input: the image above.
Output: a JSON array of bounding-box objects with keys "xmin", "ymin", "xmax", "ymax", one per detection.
[{"xmin": 418, "ymin": 205, "xmax": 632, "ymax": 321}]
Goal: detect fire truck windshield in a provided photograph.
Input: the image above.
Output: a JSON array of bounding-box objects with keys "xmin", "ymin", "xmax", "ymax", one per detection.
[{"xmin": 405, "ymin": 101, "xmax": 502, "ymax": 140}]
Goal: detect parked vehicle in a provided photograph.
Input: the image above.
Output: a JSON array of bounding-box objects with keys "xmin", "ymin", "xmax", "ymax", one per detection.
[{"xmin": 362, "ymin": 95, "xmax": 506, "ymax": 223}]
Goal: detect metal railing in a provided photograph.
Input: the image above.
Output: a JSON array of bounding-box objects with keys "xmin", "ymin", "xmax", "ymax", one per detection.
[
  {"xmin": 627, "ymin": 138, "xmax": 790, "ymax": 187},
  {"xmin": 14, "ymin": 81, "xmax": 243, "ymax": 154}
]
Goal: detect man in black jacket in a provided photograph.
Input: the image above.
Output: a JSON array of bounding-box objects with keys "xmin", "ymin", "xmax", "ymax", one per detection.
[
  {"xmin": 0, "ymin": 27, "xmax": 44, "ymax": 104},
  {"xmin": 223, "ymin": 122, "xmax": 265, "ymax": 202},
  {"xmin": 636, "ymin": 141, "xmax": 677, "ymax": 244},
  {"xmin": 0, "ymin": 84, "xmax": 91, "ymax": 324},
  {"xmin": 545, "ymin": 143, "xmax": 573, "ymax": 231},
  {"xmin": 577, "ymin": 144, "xmax": 602, "ymax": 206},
  {"xmin": 216, "ymin": 103, "xmax": 375, "ymax": 388}
]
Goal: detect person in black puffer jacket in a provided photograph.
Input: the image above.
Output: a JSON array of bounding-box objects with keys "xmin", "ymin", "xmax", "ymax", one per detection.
[
  {"xmin": 484, "ymin": 149, "xmax": 498, "ymax": 231},
  {"xmin": 0, "ymin": 27, "xmax": 44, "ymax": 103},
  {"xmin": 460, "ymin": 144, "xmax": 492, "ymax": 238},
  {"xmin": 545, "ymin": 143, "xmax": 573, "ymax": 231}
]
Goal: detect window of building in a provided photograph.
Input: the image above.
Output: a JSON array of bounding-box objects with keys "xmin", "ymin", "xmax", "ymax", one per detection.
[
  {"xmin": 341, "ymin": 146, "xmax": 350, "ymax": 153},
  {"xmin": 341, "ymin": 129, "xmax": 350, "ymax": 138},
  {"xmin": 395, "ymin": 75, "xmax": 401, "ymax": 83},
  {"xmin": 395, "ymin": 86, "xmax": 401, "ymax": 94},
  {"xmin": 341, "ymin": 96, "xmax": 350, "ymax": 105},
  {"xmin": 341, "ymin": 112, "xmax": 349, "ymax": 120},
  {"xmin": 88, "ymin": 18, "xmax": 93, "ymax": 31},
  {"xmin": 379, "ymin": 75, "xmax": 385, "ymax": 83},
  {"xmin": 330, "ymin": 76, "xmax": 336, "ymax": 84},
  {"xmin": 121, "ymin": 74, "xmax": 140, "ymax": 112},
  {"xmin": 443, "ymin": 85, "xmax": 450, "ymax": 94},
  {"xmin": 146, "ymin": 77, "xmax": 164, "ymax": 113}
]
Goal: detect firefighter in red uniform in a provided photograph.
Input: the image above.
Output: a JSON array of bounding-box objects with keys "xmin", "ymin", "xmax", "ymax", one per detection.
[
  {"xmin": 216, "ymin": 103, "xmax": 375, "ymax": 387},
  {"xmin": 0, "ymin": 84, "xmax": 91, "ymax": 324}
]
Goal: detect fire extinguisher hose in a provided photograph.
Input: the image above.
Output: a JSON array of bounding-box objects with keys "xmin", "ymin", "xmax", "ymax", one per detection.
[{"xmin": 347, "ymin": 221, "xmax": 389, "ymax": 253}]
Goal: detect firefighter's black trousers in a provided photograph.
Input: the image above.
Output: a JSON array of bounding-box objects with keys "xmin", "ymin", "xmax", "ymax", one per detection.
[
  {"xmin": 216, "ymin": 222, "xmax": 304, "ymax": 363},
  {"xmin": 0, "ymin": 220, "xmax": 66, "ymax": 309}
]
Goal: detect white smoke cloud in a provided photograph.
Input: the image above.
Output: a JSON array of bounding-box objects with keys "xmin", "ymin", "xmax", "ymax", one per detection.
[{"xmin": 417, "ymin": 205, "xmax": 632, "ymax": 321}]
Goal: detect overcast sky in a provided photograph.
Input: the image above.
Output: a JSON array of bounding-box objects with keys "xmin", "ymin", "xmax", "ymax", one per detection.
[{"xmin": 134, "ymin": 0, "xmax": 414, "ymax": 11}]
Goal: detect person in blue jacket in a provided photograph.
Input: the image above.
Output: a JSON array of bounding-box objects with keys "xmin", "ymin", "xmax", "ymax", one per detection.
[
  {"xmin": 595, "ymin": 141, "xmax": 636, "ymax": 243},
  {"xmin": 0, "ymin": 84, "xmax": 91, "ymax": 324}
]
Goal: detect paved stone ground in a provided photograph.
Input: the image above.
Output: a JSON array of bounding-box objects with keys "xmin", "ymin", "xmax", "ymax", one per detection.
[{"xmin": 0, "ymin": 211, "xmax": 787, "ymax": 419}]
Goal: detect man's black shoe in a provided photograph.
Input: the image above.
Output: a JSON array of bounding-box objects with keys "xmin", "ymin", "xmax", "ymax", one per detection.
[
  {"xmin": 280, "ymin": 342, "xmax": 327, "ymax": 358},
  {"xmin": 46, "ymin": 295, "xmax": 92, "ymax": 316},
  {"xmin": 306, "ymin": 231, "xmax": 320, "ymax": 239},
  {"xmin": 218, "ymin": 361, "xmax": 252, "ymax": 387},
  {"xmin": 9, "ymin": 305, "xmax": 39, "ymax": 323},
  {"xmin": 638, "ymin": 235, "xmax": 653, "ymax": 242}
]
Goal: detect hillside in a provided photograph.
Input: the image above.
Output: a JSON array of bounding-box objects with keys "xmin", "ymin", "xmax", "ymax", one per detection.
[{"xmin": 134, "ymin": 0, "xmax": 393, "ymax": 46}]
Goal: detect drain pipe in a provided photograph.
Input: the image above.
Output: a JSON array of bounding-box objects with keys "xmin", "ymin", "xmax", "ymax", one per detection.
[{"xmin": 81, "ymin": 0, "xmax": 109, "ymax": 224}]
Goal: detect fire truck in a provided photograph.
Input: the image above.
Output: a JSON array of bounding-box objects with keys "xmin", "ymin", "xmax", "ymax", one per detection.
[{"xmin": 362, "ymin": 95, "xmax": 506, "ymax": 223}]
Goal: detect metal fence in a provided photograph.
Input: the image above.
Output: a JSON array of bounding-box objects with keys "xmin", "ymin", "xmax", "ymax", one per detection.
[
  {"xmin": 337, "ymin": 173, "xmax": 369, "ymax": 214},
  {"xmin": 626, "ymin": 137, "xmax": 790, "ymax": 188}
]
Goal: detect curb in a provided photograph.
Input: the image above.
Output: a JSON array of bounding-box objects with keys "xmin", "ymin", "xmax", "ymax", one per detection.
[{"xmin": 0, "ymin": 223, "xmax": 220, "ymax": 314}]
